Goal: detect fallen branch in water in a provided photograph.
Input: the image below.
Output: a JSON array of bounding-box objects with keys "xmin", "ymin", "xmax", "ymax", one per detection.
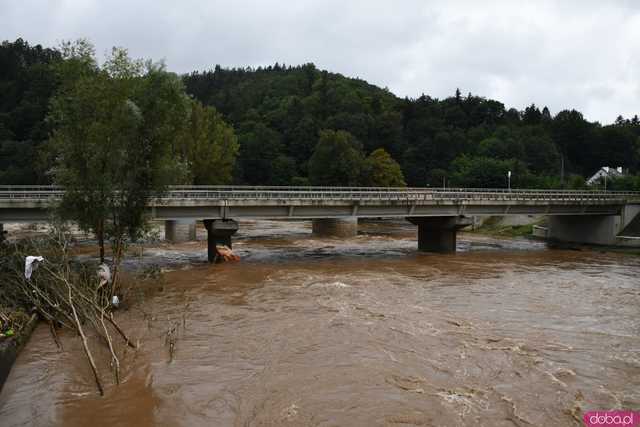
[
  {"xmin": 47, "ymin": 267, "xmax": 137, "ymax": 349},
  {"xmin": 0, "ymin": 224, "xmax": 138, "ymax": 395},
  {"xmin": 165, "ymin": 322, "xmax": 178, "ymax": 362},
  {"xmin": 100, "ymin": 311, "xmax": 120, "ymax": 385},
  {"xmin": 67, "ymin": 281, "xmax": 103, "ymax": 396},
  {"xmin": 49, "ymin": 319, "xmax": 63, "ymax": 350}
]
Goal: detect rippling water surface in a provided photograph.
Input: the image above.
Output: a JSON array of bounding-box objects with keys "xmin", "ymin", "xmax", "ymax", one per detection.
[{"xmin": 1, "ymin": 220, "xmax": 639, "ymax": 426}]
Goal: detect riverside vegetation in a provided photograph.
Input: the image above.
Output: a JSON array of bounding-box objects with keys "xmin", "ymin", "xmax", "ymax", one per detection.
[
  {"xmin": 468, "ymin": 216, "xmax": 542, "ymax": 239},
  {"xmin": 0, "ymin": 40, "xmax": 234, "ymax": 395}
]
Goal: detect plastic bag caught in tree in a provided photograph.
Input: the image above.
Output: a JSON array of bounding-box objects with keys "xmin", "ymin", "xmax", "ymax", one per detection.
[
  {"xmin": 24, "ymin": 256, "xmax": 44, "ymax": 279},
  {"xmin": 97, "ymin": 264, "xmax": 111, "ymax": 288}
]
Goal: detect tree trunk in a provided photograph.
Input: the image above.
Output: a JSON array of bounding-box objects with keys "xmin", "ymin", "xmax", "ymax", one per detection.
[
  {"xmin": 110, "ymin": 238, "xmax": 124, "ymax": 298},
  {"xmin": 67, "ymin": 283, "xmax": 103, "ymax": 396},
  {"xmin": 97, "ymin": 221, "xmax": 105, "ymax": 264}
]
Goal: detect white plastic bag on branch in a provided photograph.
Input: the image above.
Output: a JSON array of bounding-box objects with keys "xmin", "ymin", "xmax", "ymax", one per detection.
[
  {"xmin": 24, "ymin": 256, "xmax": 44, "ymax": 280},
  {"xmin": 97, "ymin": 264, "xmax": 111, "ymax": 288}
]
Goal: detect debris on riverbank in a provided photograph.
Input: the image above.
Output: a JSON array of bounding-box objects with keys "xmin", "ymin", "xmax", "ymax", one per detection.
[
  {"xmin": 0, "ymin": 309, "xmax": 28, "ymax": 340},
  {"xmin": 0, "ymin": 312, "xmax": 38, "ymax": 391},
  {"xmin": 0, "ymin": 227, "xmax": 138, "ymax": 396},
  {"xmin": 216, "ymin": 245, "xmax": 240, "ymax": 262},
  {"xmin": 0, "ymin": 311, "xmax": 38, "ymax": 393}
]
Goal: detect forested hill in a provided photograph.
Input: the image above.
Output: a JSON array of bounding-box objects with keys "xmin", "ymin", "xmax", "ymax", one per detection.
[
  {"xmin": 2, "ymin": 38, "xmax": 640, "ymax": 188},
  {"xmin": 184, "ymin": 64, "xmax": 404, "ymax": 186},
  {"xmin": 184, "ymin": 64, "xmax": 640, "ymax": 188},
  {"xmin": 0, "ymin": 39, "xmax": 60, "ymax": 184}
]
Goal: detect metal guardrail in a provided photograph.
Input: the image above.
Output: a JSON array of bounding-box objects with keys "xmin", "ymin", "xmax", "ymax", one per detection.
[
  {"xmin": 2, "ymin": 184, "xmax": 640, "ymax": 194},
  {"xmin": 0, "ymin": 186, "xmax": 639, "ymax": 202}
]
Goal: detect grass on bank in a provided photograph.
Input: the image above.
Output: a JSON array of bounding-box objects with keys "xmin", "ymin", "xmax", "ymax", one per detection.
[
  {"xmin": 468, "ymin": 216, "xmax": 542, "ymax": 239},
  {"xmin": 0, "ymin": 307, "xmax": 30, "ymax": 339}
]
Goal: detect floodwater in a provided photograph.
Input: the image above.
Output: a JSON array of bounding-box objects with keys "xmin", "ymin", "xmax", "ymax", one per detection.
[{"xmin": 1, "ymin": 220, "xmax": 639, "ymax": 426}]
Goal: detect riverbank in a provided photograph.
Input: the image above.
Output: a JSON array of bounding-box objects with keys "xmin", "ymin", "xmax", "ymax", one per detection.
[
  {"xmin": 467, "ymin": 215, "xmax": 545, "ymax": 239},
  {"xmin": 0, "ymin": 229, "xmax": 146, "ymax": 398},
  {"xmin": 0, "ymin": 313, "xmax": 38, "ymax": 393}
]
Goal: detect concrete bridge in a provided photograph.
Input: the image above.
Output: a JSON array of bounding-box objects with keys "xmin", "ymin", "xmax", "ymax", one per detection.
[{"xmin": 1, "ymin": 186, "xmax": 640, "ymax": 260}]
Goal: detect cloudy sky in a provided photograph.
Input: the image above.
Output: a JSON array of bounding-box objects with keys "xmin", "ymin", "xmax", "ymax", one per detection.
[{"xmin": 2, "ymin": 0, "xmax": 638, "ymax": 123}]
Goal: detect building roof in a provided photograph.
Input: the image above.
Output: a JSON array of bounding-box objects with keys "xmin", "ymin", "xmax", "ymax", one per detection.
[{"xmin": 586, "ymin": 166, "xmax": 624, "ymax": 185}]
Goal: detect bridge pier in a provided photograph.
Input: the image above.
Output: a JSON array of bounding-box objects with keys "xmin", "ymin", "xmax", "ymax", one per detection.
[
  {"xmin": 407, "ymin": 216, "xmax": 472, "ymax": 253},
  {"xmin": 203, "ymin": 219, "xmax": 239, "ymax": 263},
  {"xmin": 312, "ymin": 218, "xmax": 358, "ymax": 237},
  {"xmin": 164, "ymin": 219, "xmax": 196, "ymax": 242},
  {"xmin": 0, "ymin": 223, "xmax": 4, "ymax": 242}
]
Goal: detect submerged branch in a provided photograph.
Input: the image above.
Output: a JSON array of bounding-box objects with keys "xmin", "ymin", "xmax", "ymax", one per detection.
[{"xmin": 67, "ymin": 282, "xmax": 103, "ymax": 396}]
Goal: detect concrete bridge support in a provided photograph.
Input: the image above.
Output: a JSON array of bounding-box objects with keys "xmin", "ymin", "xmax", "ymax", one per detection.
[
  {"xmin": 548, "ymin": 205, "xmax": 640, "ymax": 246},
  {"xmin": 203, "ymin": 219, "xmax": 239, "ymax": 263},
  {"xmin": 312, "ymin": 218, "xmax": 358, "ymax": 237},
  {"xmin": 164, "ymin": 219, "xmax": 196, "ymax": 242},
  {"xmin": 548, "ymin": 215, "xmax": 620, "ymax": 246},
  {"xmin": 407, "ymin": 216, "xmax": 472, "ymax": 253}
]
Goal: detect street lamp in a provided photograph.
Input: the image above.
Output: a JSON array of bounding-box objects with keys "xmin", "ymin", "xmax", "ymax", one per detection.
[{"xmin": 507, "ymin": 170, "xmax": 512, "ymax": 191}]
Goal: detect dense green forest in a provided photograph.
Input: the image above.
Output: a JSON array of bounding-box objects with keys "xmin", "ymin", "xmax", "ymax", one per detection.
[{"xmin": 2, "ymin": 38, "xmax": 640, "ymax": 189}]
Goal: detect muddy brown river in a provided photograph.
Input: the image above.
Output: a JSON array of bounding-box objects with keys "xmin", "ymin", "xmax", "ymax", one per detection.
[{"xmin": 1, "ymin": 220, "xmax": 639, "ymax": 426}]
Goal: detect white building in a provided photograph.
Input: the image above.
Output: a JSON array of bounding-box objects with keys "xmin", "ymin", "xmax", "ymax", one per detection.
[{"xmin": 586, "ymin": 166, "xmax": 624, "ymax": 186}]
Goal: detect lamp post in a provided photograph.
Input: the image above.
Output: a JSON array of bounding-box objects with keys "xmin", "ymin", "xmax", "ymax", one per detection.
[{"xmin": 507, "ymin": 170, "xmax": 512, "ymax": 191}]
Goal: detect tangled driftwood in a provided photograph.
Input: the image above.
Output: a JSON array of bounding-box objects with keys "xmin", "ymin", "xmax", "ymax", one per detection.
[{"xmin": 0, "ymin": 227, "xmax": 136, "ymax": 395}]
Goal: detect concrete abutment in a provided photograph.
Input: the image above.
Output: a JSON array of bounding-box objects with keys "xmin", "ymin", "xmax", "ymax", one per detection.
[
  {"xmin": 548, "ymin": 215, "xmax": 620, "ymax": 246},
  {"xmin": 312, "ymin": 218, "xmax": 358, "ymax": 238}
]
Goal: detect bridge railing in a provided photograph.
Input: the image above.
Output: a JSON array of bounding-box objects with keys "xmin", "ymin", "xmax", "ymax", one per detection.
[
  {"xmin": 3, "ymin": 184, "xmax": 640, "ymax": 193},
  {"xmin": 1, "ymin": 185, "xmax": 640, "ymax": 202},
  {"xmin": 157, "ymin": 189, "xmax": 639, "ymax": 202}
]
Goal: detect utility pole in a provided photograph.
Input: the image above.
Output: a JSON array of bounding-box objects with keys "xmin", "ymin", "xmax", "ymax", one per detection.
[{"xmin": 507, "ymin": 170, "xmax": 511, "ymax": 191}]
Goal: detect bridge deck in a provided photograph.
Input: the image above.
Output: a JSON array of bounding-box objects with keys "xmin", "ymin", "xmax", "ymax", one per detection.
[{"xmin": 1, "ymin": 186, "xmax": 639, "ymax": 221}]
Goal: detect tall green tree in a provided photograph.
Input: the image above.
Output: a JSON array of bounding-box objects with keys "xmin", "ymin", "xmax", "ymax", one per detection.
[
  {"xmin": 179, "ymin": 100, "xmax": 238, "ymax": 185},
  {"xmin": 236, "ymin": 121, "xmax": 284, "ymax": 184},
  {"xmin": 363, "ymin": 148, "xmax": 406, "ymax": 187},
  {"xmin": 520, "ymin": 125, "xmax": 560, "ymax": 174},
  {"xmin": 551, "ymin": 109, "xmax": 596, "ymax": 176},
  {"xmin": 477, "ymin": 127, "xmax": 524, "ymax": 161},
  {"xmin": 270, "ymin": 155, "xmax": 298, "ymax": 185},
  {"xmin": 308, "ymin": 130, "xmax": 364, "ymax": 186},
  {"xmin": 450, "ymin": 155, "xmax": 517, "ymax": 188},
  {"xmin": 48, "ymin": 43, "xmax": 187, "ymax": 289}
]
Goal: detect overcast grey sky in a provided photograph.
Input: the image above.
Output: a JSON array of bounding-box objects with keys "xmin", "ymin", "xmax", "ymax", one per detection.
[{"xmin": 2, "ymin": 0, "xmax": 638, "ymax": 123}]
